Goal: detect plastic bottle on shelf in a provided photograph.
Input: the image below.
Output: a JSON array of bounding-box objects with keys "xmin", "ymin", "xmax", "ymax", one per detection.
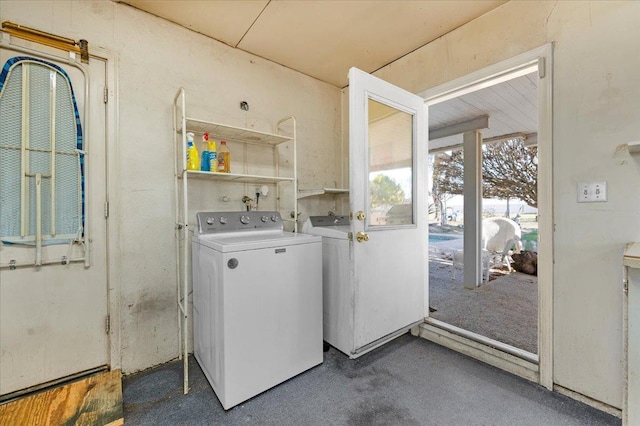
[
  {"xmin": 208, "ymin": 139, "xmax": 218, "ymax": 172},
  {"xmin": 200, "ymin": 133, "xmax": 211, "ymax": 172},
  {"xmin": 217, "ymin": 140, "xmax": 230, "ymax": 173},
  {"xmin": 186, "ymin": 132, "xmax": 200, "ymax": 171}
]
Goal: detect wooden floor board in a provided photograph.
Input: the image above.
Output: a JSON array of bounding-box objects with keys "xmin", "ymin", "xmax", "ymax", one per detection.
[{"xmin": 0, "ymin": 369, "xmax": 123, "ymax": 426}]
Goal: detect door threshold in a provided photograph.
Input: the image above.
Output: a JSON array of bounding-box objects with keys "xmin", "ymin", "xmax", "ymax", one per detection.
[
  {"xmin": 0, "ymin": 365, "xmax": 109, "ymax": 404},
  {"xmin": 0, "ymin": 369, "xmax": 122, "ymax": 425},
  {"xmin": 425, "ymin": 318, "xmax": 539, "ymax": 363},
  {"xmin": 352, "ymin": 320, "xmax": 424, "ymax": 358},
  {"xmin": 419, "ymin": 319, "xmax": 539, "ymax": 383}
]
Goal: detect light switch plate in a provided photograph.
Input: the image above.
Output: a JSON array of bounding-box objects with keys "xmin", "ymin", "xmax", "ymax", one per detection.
[{"xmin": 578, "ymin": 181, "xmax": 607, "ymax": 203}]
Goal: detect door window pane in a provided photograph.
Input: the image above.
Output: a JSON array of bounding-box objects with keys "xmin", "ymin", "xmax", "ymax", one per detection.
[{"xmin": 367, "ymin": 98, "xmax": 413, "ymax": 227}]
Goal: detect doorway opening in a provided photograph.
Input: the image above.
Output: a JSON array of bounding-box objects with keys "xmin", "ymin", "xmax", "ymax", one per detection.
[
  {"xmin": 423, "ymin": 51, "xmax": 550, "ymax": 373},
  {"xmin": 429, "ymin": 69, "xmax": 538, "ymax": 356}
]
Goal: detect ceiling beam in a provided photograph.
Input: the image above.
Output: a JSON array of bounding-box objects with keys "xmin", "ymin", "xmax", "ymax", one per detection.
[
  {"xmin": 483, "ymin": 132, "xmax": 538, "ymax": 146},
  {"xmin": 428, "ymin": 131, "xmax": 538, "ymax": 153},
  {"xmin": 429, "ymin": 115, "xmax": 489, "ymax": 141}
]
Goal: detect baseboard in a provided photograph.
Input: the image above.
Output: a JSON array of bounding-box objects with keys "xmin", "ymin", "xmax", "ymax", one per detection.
[{"xmin": 554, "ymin": 384, "xmax": 622, "ymax": 419}]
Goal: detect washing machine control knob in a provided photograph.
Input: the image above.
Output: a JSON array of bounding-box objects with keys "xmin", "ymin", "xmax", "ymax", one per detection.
[
  {"xmin": 240, "ymin": 215, "xmax": 250, "ymax": 225},
  {"xmin": 206, "ymin": 217, "xmax": 215, "ymax": 225},
  {"xmin": 271, "ymin": 215, "xmax": 279, "ymax": 222},
  {"xmin": 261, "ymin": 216, "xmax": 269, "ymax": 223},
  {"xmin": 219, "ymin": 216, "xmax": 228, "ymax": 224}
]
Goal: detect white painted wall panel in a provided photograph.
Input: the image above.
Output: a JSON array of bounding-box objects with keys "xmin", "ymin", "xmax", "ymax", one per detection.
[
  {"xmin": 2, "ymin": 0, "xmax": 341, "ymax": 373},
  {"xmin": 547, "ymin": 1, "xmax": 640, "ymax": 408}
]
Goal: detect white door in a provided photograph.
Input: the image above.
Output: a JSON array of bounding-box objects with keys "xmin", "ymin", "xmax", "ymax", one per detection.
[
  {"xmin": 348, "ymin": 67, "xmax": 427, "ymax": 352},
  {"xmin": 0, "ymin": 47, "xmax": 108, "ymax": 396}
]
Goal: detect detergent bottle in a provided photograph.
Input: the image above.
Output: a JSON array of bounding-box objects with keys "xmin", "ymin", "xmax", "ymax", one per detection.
[
  {"xmin": 208, "ymin": 139, "xmax": 218, "ymax": 172},
  {"xmin": 217, "ymin": 140, "xmax": 230, "ymax": 173},
  {"xmin": 186, "ymin": 132, "xmax": 200, "ymax": 170},
  {"xmin": 200, "ymin": 133, "xmax": 211, "ymax": 172}
]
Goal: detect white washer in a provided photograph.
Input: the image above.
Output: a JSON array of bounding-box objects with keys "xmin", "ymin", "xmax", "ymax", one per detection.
[
  {"xmin": 301, "ymin": 215, "xmax": 355, "ymax": 357},
  {"xmin": 303, "ymin": 215, "xmax": 420, "ymax": 358},
  {"xmin": 192, "ymin": 211, "xmax": 323, "ymax": 410}
]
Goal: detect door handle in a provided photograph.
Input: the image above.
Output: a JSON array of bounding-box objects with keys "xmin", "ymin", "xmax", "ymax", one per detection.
[
  {"xmin": 349, "ymin": 211, "xmax": 367, "ymax": 221},
  {"xmin": 356, "ymin": 232, "xmax": 369, "ymax": 243}
]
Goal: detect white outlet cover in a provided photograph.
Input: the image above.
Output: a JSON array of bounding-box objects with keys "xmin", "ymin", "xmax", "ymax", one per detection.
[{"xmin": 577, "ymin": 181, "xmax": 607, "ymax": 203}]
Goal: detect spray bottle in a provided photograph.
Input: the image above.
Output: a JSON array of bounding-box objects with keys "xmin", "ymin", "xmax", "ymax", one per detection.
[
  {"xmin": 200, "ymin": 133, "xmax": 211, "ymax": 172},
  {"xmin": 186, "ymin": 132, "xmax": 200, "ymax": 171}
]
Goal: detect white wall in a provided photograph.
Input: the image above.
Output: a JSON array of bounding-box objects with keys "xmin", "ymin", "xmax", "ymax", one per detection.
[
  {"xmin": 1, "ymin": 1, "xmax": 341, "ymax": 373},
  {"xmin": 372, "ymin": 0, "xmax": 640, "ymax": 409}
]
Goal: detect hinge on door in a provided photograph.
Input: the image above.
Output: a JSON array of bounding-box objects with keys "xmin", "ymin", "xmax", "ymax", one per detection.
[
  {"xmin": 104, "ymin": 201, "xmax": 109, "ymax": 218},
  {"xmin": 103, "ymin": 86, "xmax": 108, "ymax": 103},
  {"xmin": 105, "ymin": 315, "xmax": 110, "ymax": 334}
]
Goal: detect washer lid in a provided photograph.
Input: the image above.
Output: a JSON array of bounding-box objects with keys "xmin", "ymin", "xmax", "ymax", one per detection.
[
  {"xmin": 303, "ymin": 225, "xmax": 351, "ymax": 239},
  {"xmin": 308, "ymin": 215, "xmax": 350, "ymax": 227},
  {"xmin": 301, "ymin": 215, "xmax": 351, "ymax": 240},
  {"xmin": 194, "ymin": 230, "xmax": 321, "ymax": 252}
]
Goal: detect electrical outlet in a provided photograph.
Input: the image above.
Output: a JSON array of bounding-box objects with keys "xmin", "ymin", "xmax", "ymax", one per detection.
[{"xmin": 577, "ymin": 181, "xmax": 607, "ymax": 203}]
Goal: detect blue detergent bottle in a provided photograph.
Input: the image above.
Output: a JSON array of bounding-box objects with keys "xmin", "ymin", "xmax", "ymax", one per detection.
[{"xmin": 200, "ymin": 133, "xmax": 211, "ymax": 171}]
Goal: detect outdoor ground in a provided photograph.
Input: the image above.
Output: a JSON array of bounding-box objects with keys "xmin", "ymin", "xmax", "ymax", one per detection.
[{"xmin": 428, "ymin": 223, "xmax": 538, "ymax": 354}]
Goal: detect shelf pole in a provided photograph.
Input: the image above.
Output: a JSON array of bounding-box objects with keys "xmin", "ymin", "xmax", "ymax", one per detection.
[
  {"xmin": 173, "ymin": 88, "xmax": 182, "ymax": 366},
  {"xmin": 180, "ymin": 89, "xmax": 190, "ymax": 395},
  {"xmin": 173, "ymin": 87, "xmax": 189, "ymax": 395},
  {"xmin": 276, "ymin": 116, "xmax": 296, "ymax": 231}
]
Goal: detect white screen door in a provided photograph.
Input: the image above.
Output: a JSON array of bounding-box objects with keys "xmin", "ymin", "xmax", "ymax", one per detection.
[
  {"xmin": 348, "ymin": 67, "xmax": 427, "ymax": 352},
  {"xmin": 0, "ymin": 46, "xmax": 108, "ymax": 396}
]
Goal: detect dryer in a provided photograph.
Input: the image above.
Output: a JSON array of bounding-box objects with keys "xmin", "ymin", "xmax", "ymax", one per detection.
[
  {"xmin": 303, "ymin": 215, "xmax": 420, "ymax": 359},
  {"xmin": 301, "ymin": 215, "xmax": 355, "ymax": 357}
]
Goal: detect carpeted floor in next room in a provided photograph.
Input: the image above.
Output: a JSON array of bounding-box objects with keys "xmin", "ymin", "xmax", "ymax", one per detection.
[{"xmin": 123, "ymin": 334, "xmax": 619, "ymax": 425}]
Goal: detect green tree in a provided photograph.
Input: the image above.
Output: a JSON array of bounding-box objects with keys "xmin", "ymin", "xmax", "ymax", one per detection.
[
  {"xmin": 483, "ymin": 139, "xmax": 537, "ymax": 208},
  {"xmin": 369, "ymin": 174, "xmax": 405, "ymax": 208},
  {"xmin": 432, "ymin": 138, "xmax": 538, "ymax": 209}
]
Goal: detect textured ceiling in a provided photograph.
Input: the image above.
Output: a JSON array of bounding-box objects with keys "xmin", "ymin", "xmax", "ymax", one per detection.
[
  {"xmin": 118, "ymin": 0, "xmax": 535, "ymax": 145},
  {"xmin": 119, "ymin": 0, "xmax": 507, "ymax": 87}
]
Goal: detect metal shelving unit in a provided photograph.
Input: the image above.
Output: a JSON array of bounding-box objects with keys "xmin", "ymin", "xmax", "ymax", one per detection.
[{"xmin": 173, "ymin": 88, "xmax": 296, "ymax": 394}]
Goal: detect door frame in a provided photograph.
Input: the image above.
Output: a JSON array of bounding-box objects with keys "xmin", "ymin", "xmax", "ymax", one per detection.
[
  {"xmin": 90, "ymin": 45, "xmax": 120, "ymax": 372},
  {"xmin": 417, "ymin": 44, "xmax": 553, "ymax": 389},
  {"xmin": 100, "ymin": 46, "xmax": 120, "ymax": 372},
  {"xmin": 0, "ymin": 35, "xmax": 120, "ymax": 373}
]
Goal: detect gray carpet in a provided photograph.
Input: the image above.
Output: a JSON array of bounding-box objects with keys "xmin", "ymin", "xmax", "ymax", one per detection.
[
  {"xmin": 429, "ymin": 258, "xmax": 538, "ymax": 354},
  {"xmin": 123, "ymin": 334, "xmax": 618, "ymax": 425}
]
